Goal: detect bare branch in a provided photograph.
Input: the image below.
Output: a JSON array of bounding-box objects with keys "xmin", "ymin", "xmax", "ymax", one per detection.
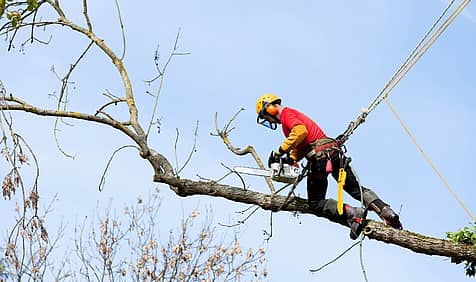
[
  {"xmin": 220, "ymin": 162, "xmax": 246, "ymax": 189},
  {"xmin": 113, "ymin": 0, "xmax": 126, "ymax": 60},
  {"xmin": 95, "ymin": 99, "xmax": 128, "ymax": 119},
  {"xmin": 0, "ymin": 101, "xmax": 145, "ymax": 152},
  {"xmin": 45, "ymin": 0, "xmax": 65, "ymax": 18},
  {"xmin": 219, "ymin": 205, "xmax": 261, "ymax": 229},
  {"xmin": 263, "ymin": 212, "xmax": 273, "ymax": 241},
  {"xmin": 310, "ymin": 241, "xmax": 361, "ymax": 273},
  {"xmin": 14, "ymin": 134, "xmax": 41, "ymax": 213},
  {"xmin": 214, "ymin": 110, "xmax": 275, "ymax": 193},
  {"xmin": 57, "ymin": 40, "xmax": 94, "ymax": 109},
  {"xmin": 51, "ymin": 41, "xmax": 95, "ymax": 159},
  {"xmin": 53, "ymin": 120, "xmax": 75, "ymax": 159},
  {"xmin": 82, "ymin": 0, "xmax": 92, "ymax": 32},
  {"xmin": 29, "ymin": 8, "xmax": 39, "ymax": 44},
  {"xmin": 98, "ymin": 145, "xmax": 140, "ymax": 192},
  {"xmin": 33, "ymin": 4, "xmax": 147, "ymax": 140},
  {"xmin": 145, "ymin": 29, "xmax": 190, "ymax": 138},
  {"xmin": 176, "ymin": 121, "xmax": 199, "ymax": 175}
]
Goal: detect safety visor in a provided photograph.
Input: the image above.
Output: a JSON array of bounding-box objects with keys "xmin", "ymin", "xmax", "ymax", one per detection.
[{"xmin": 257, "ymin": 114, "xmax": 278, "ymax": 130}]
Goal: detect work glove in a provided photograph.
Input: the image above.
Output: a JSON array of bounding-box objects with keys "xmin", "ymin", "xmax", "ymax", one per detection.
[
  {"xmin": 267, "ymin": 147, "xmax": 285, "ymax": 168},
  {"xmin": 282, "ymin": 155, "xmax": 296, "ymax": 166}
]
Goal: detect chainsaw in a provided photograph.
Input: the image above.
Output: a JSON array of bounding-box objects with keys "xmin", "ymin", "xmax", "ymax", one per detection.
[{"xmin": 233, "ymin": 159, "xmax": 301, "ymax": 184}]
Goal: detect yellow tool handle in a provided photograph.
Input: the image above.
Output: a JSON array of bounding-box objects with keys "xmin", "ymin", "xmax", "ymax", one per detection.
[{"xmin": 337, "ymin": 168, "xmax": 347, "ymax": 215}]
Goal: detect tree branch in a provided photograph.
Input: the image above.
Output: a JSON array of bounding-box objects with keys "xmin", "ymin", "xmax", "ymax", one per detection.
[
  {"xmin": 54, "ymin": 7, "xmax": 145, "ymax": 139},
  {"xmin": 0, "ymin": 103, "xmax": 143, "ymax": 150},
  {"xmin": 154, "ymin": 173, "xmax": 476, "ymax": 263},
  {"xmin": 214, "ymin": 110, "xmax": 275, "ymax": 193},
  {"xmin": 363, "ymin": 221, "xmax": 476, "ymax": 262}
]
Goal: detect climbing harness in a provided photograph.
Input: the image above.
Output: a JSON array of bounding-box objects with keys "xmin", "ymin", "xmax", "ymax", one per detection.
[
  {"xmin": 304, "ymin": 137, "xmax": 352, "ymax": 215},
  {"xmin": 304, "ymin": 138, "xmax": 341, "ymax": 160}
]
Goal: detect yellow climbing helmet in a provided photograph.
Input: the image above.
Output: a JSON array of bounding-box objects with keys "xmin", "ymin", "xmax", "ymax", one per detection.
[
  {"xmin": 255, "ymin": 94, "xmax": 281, "ymax": 115},
  {"xmin": 256, "ymin": 94, "xmax": 281, "ymax": 130}
]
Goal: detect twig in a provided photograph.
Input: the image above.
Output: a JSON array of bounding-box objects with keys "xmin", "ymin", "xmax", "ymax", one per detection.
[
  {"xmin": 95, "ymin": 99, "xmax": 127, "ymax": 118},
  {"xmin": 98, "ymin": 145, "xmax": 140, "ymax": 191},
  {"xmin": 53, "ymin": 124, "xmax": 75, "ymax": 159},
  {"xmin": 218, "ymin": 206, "xmax": 261, "ymax": 228},
  {"xmin": 21, "ymin": 33, "xmax": 52, "ymax": 47},
  {"xmin": 113, "ymin": 0, "xmax": 126, "ymax": 60},
  {"xmin": 214, "ymin": 110, "xmax": 275, "ymax": 193},
  {"xmin": 174, "ymin": 128, "xmax": 180, "ymax": 175},
  {"xmin": 263, "ymin": 212, "xmax": 273, "ymax": 241},
  {"xmin": 58, "ymin": 40, "xmax": 94, "ymax": 109},
  {"xmin": 102, "ymin": 89, "xmax": 121, "ymax": 100},
  {"xmin": 14, "ymin": 134, "xmax": 41, "ymax": 215},
  {"xmin": 221, "ymin": 163, "xmax": 246, "ymax": 190},
  {"xmin": 274, "ymin": 182, "xmax": 293, "ymax": 194},
  {"xmin": 235, "ymin": 205, "xmax": 256, "ymax": 215},
  {"xmin": 145, "ymin": 29, "xmax": 190, "ymax": 138},
  {"xmin": 175, "ymin": 120, "xmax": 199, "ymax": 175},
  {"xmin": 309, "ymin": 241, "xmax": 361, "ymax": 273},
  {"xmin": 29, "ymin": 8, "xmax": 39, "ymax": 43},
  {"xmin": 52, "ymin": 40, "xmax": 94, "ymax": 159},
  {"xmin": 237, "ymin": 206, "xmax": 260, "ymax": 224},
  {"xmin": 82, "ymin": 0, "xmax": 93, "ymax": 31}
]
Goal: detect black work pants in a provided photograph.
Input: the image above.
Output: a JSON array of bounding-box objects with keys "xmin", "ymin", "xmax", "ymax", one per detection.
[{"xmin": 307, "ymin": 152, "xmax": 380, "ymax": 224}]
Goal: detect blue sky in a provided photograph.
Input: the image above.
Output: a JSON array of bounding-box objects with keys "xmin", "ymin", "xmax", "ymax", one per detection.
[{"xmin": 1, "ymin": 1, "xmax": 476, "ymax": 281}]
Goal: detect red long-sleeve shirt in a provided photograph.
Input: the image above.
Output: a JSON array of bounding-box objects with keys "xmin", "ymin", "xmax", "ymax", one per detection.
[{"xmin": 279, "ymin": 107, "xmax": 327, "ymax": 160}]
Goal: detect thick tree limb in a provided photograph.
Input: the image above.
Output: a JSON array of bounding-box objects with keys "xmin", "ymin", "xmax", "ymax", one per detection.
[
  {"xmin": 154, "ymin": 173, "xmax": 313, "ymax": 213},
  {"xmin": 154, "ymin": 173, "xmax": 476, "ymax": 263},
  {"xmin": 363, "ymin": 221, "xmax": 476, "ymax": 262}
]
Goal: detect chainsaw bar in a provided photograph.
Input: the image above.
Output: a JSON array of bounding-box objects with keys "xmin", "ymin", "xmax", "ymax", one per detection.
[
  {"xmin": 233, "ymin": 163, "xmax": 300, "ymax": 184},
  {"xmin": 233, "ymin": 166, "xmax": 272, "ymax": 177}
]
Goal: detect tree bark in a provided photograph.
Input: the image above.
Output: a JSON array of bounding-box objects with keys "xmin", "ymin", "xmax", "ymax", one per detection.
[
  {"xmin": 363, "ymin": 221, "xmax": 476, "ymax": 262},
  {"xmin": 155, "ymin": 173, "xmax": 476, "ymax": 263}
]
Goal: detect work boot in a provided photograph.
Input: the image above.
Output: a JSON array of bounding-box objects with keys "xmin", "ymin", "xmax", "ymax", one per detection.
[
  {"xmin": 379, "ymin": 206, "xmax": 403, "ymax": 229},
  {"xmin": 369, "ymin": 200, "xmax": 403, "ymax": 229},
  {"xmin": 344, "ymin": 205, "xmax": 364, "ymax": 240}
]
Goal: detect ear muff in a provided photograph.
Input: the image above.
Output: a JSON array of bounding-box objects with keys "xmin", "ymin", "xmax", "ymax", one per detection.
[{"xmin": 266, "ymin": 104, "xmax": 278, "ymax": 116}]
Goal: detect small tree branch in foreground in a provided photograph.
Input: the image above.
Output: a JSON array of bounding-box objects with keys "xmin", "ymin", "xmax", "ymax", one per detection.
[{"xmin": 213, "ymin": 110, "xmax": 275, "ymax": 193}]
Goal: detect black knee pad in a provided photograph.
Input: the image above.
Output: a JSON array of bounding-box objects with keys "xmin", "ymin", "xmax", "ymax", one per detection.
[{"xmin": 308, "ymin": 200, "xmax": 324, "ymax": 216}]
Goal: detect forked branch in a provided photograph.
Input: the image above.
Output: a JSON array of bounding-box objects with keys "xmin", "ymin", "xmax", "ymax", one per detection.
[{"xmin": 213, "ymin": 109, "xmax": 275, "ymax": 193}]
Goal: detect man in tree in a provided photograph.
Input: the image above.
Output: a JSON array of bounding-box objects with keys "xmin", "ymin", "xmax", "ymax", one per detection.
[{"xmin": 256, "ymin": 94, "xmax": 403, "ymax": 239}]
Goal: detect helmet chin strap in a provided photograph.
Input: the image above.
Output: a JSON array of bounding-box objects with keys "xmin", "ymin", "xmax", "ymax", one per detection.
[
  {"xmin": 256, "ymin": 100, "xmax": 281, "ymax": 130},
  {"xmin": 257, "ymin": 112, "xmax": 279, "ymax": 130},
  {"xmin": 258, "ymin": 119, "xmax": 278, "ymax": 130}
]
